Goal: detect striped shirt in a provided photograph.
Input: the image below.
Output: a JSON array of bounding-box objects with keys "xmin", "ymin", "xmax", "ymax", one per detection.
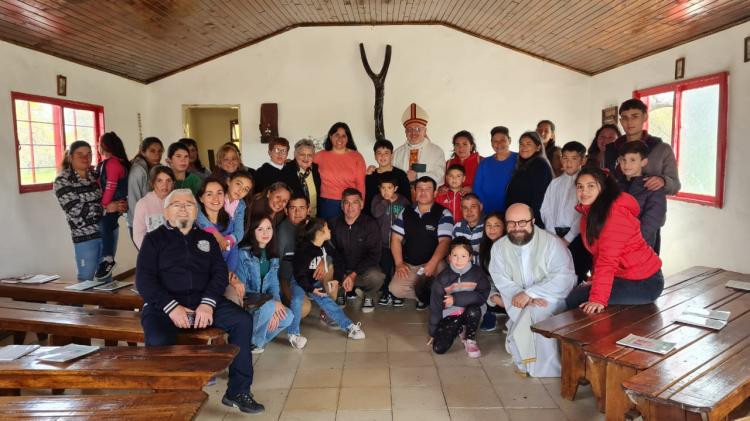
[
  {"xmin": 392, "ymin": 205, "xmax": 454, "ymax": 238},
  {"xmin": 54, "ymin": 168, "xmax": 104, "ymax": 243},
  {"xmin": 453, "ymin": 219, "xmax": 485, "ymax": 255}
]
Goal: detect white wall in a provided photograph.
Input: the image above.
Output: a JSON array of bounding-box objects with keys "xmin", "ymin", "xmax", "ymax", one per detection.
[
  {"xmin": 146, "ymin": 25, "xmax": 592, "ymax": 168},
  {"xmin": 588, "ymin": 21, "xmax": 750, "ymax": 275},
  {"xmin": 0, "ymin": 40, "xmax": 147, "ymax": 279}
]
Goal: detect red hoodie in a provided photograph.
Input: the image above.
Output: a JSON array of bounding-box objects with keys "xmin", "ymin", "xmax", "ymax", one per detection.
[{"xmin": 577, "ymin": 193, "xmax": 662, "ymax": 306}]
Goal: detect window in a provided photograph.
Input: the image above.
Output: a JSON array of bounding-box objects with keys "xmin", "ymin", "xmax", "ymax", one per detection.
[
  {"xmin": 635, "ymin": 72, "xmax": 728, "ymax": 208},
  {"xmin": 12, "ymin": 92, "xmax": 105, "ymax": 193}
]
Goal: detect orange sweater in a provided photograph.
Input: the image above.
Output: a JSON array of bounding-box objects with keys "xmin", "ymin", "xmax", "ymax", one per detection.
[{"xmin": 314, "ymin": 150, "xmax": 366, "ymax": 200}]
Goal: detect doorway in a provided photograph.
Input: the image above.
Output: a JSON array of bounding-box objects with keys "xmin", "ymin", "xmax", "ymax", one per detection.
[{"xmin": 182, "ymin": 105, "xmax": 240, "ymax": 172}]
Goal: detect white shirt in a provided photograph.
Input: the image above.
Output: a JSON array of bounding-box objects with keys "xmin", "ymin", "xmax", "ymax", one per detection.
[
  {"xmin": 540, "ymin": 172, "xmax": 581, "ymax": 243},
  {"xmin": 393, "ymin": 138, "xmax": 446, "ymax": 186}
]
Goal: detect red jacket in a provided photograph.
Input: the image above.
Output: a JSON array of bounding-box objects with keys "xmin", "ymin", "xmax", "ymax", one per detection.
[
  {"xmin": 577, "ymin": 193, "xmax": 662, "ymax": 306},
  {"xmin": 436, "ymin": 190, "xmax": 463, "ymax": 223},
  {"xmin": 444, "ymin": 153, "xmax": 481, "ymax": 189}
]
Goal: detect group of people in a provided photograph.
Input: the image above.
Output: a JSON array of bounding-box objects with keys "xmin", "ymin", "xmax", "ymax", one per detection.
[{"xmin": 52, "ymin": 98, "xmax": 678, "ymax": 414}]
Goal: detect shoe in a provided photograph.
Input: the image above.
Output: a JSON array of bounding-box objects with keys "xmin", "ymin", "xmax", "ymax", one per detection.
[
  {"xmin": 392, "ymin": 296, "xmax": 405, "ymax": 307},
  {"xmin": 319, "ymin": 311, "xmax": 338, "ymax": 330},
  {"xmin": 416, "ymin": 301, "xmax": 428, "ymax": 311},
  {"xmin": 206, "ymin": 375, "xmax": 217, "ymax": 386},
  {"xmin": 222, "ymin": 392, "xmax": 265, "ymax": 414},
  {"xmin": 480, "ymin": 312, "xmax": 498, "ymax": 332},
  {"xmin": 288, "ymin": 334, "xmax": 308, "ymax": 349},
  {"xmin": 251, "ymin": 345, "xmax": 264, "ymax": 354},
  {"xmin": 362, "ymin": 297, "xmax": 375, "ymax": 313},
  {"xmin": 346, "ymin": 290, "xmax": 358, "ymax": 300},
  {"xmin": 464, "ymin": 339, "xmax": 481, "ymax": 358},
  {"xmin": 336, "ymin": 296, "xmax": 346, "ymax": 307},
  {"xmin": 94, "ymin": 257, "xmax": 116, "ymax": 280},
  {"xmin": 347, "ymin": 322, "xmax": 366, "ymax": 340},
  {"xmin": 378, "ymin": 293, "xmax": 393, "ymax": 306}
]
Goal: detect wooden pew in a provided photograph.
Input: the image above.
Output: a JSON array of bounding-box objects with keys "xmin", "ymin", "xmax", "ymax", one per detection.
[
  {"xmin": 0, "ymin": 301, "xmax": 226, "ymax": 345},
  {"xmin": 0, "ymin": 391, "xmax": 207, "ymax": 420},
  {"xmin": 531, "ymin": 266, "xmax": 724, "ymax": 402},
  {"xmin": 0, "ymin": 279, "xmax": 142, "ymax": 310},
  {"xmin": 0, "ymin": 345, "xmax": 238, "ymax": 391}
]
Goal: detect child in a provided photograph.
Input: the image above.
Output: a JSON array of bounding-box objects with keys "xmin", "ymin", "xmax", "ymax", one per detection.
[
  {"xmin": 197, "ymin": 170, "xmax": 254, "ymax": 254},
  {"xmin": 428, "ymin": 237, "xmax": 490, "ymax": 358},
  {"xmin": 292, "ymin": 218, "xmax": 366, "ymax": 339},
  {"xmin": 616, "ymin": 141, "xmax": 666, "ymax": 251},
  {"xmin": 364, "ymin": 139, "xmax": 412, "ymax": 214},
  {"xmin": 540, "ymin": 141, "xmax": 591, "ymax": 283},
  {"xmin": 95, "ymin": 132, "xmax": 130, "ymax": 280},
  {"xmin": 167, "ymin": 142, "xmax": 202, "ymax": 196},
  {"xmin": 371, "ymin": 175, "xmax": 410, "ymax": 306},
  {"xmin": 436, "ymin": 164, "xmax": 465, "ymax": 223},
  {"xmin": 255, "ymin": 137, "xmax": 289, "ymax": 193},
  {"xmin": 234, "ymin": 216, "xmax": 298, "ymax": 352}
]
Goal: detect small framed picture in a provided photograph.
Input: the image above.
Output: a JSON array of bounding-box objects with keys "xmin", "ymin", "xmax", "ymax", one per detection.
[
  {"xmin": 745, "ymin": 36, "xmax": 750, "ymax": 63},
  {"xmin": 57, "ymin": 75, "xmax": 67, "ymax": 96},
  {"xmin": 602, "ymin": 106, "xmax": 618, "ymax": 125},
  {"xmin": 675, "ymin": 58, "xmax": 685, "ymax": 80}
]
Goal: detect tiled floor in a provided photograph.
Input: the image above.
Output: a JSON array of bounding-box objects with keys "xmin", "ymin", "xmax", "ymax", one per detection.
[{"xmin": 198, "ymin": 300, "xmax": 605, "ymax": 421}]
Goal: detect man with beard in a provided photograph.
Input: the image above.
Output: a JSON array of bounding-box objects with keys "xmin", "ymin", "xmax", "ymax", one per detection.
[
  {"xmin": 488, "ymin": 203, "xmax": 576, "ymax": 377},
  {"xmin": 136, "ymin": 189, "xmax": 264, "ymax": 414}
]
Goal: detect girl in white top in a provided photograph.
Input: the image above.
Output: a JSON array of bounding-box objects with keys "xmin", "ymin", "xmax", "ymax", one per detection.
[{"xmin": 132, "ymin": 166, "xmax": 175, "ymax": 249}]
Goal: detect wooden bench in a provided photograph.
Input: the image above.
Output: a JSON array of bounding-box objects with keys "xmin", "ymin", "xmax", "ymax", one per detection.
[
  {"xmin": 0, "ymin": 345, "xmax": 238, "ymax": 392},
  {"xmin": 531, "ymin": 266, "xmax": 724, "ymax": 403},
  {"xmin": 0, "ymin": 391, "xmax": 207, "ymax": 420},
  {"xmin": 0, "ymin": 279, "xmax": 143, "ymax": 310},
  {"xmin": 0, "ymin": 301, "xmax": 226, "ymax": 345}
]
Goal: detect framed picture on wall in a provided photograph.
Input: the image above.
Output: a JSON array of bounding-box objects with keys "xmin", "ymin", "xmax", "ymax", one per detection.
[
  {"xmin": 745, "ymin": 36, "xmax": 750, "ymax": 63},
  {"xmin": 675, "ymin": 57, "xmax": 685, "ymax": 79},
  {"xmin": 602, "ymin": 106, "xmax": 618, "ymax": 125},
  {"xmin": 56, "ymin": 75, "xmax": 67, "ymax": 96}
]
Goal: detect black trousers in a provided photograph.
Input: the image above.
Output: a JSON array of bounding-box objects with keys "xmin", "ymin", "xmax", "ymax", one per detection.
[
  {"xmin": 141, "ymin": 299, "xmax": 254, "ymax": 397},
  {"xmin": 432, "ymin": 305, "xmax": 482, "ymax": 354},
  {"xmin": 568, "ymin": 235, "xmax": 592, "ymax": 284},
  {"xmin": 379, "ymin": 247, "xmax": 395, "ymax": 294},
  {"xmin": 565, "ymin": 270, "xmax": 664, "ymax": 310}
]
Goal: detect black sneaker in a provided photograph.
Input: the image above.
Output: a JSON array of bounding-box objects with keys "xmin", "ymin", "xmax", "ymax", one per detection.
[
  {"xmin": 378, "ymin": 293, "xmax": 393, "ymax": 306},
  {"xmin": 94, "ymin": 259, "xmax": 116, "ymax": 280},
  {"xmin": 336, "ymin": 296, "xmax": 346, "ymax": 307},
  {"xmin": 346, "ymin": 290, "xmax": 358, "ymax": 300},
  {"xmin": 392, "ymin": 296, "xmax": 405, "ymax": 307},
  {"xmin": 416, "ymin": 301, "xmax": 428, "ymax": 311},
  {"xmin": 480, "ymin": 312, "xmax": 498, "ymax": 332},
  {"xmin": 222, "ymin": 392, "xmax": 265, "ymax": 414}
]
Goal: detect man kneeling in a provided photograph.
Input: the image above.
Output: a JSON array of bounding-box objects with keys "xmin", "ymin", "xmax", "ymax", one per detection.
[
  {"xmin": 489, "ymin": 203, "xmax": 576, "ymax": 377},
  {"xmin": 136, "ymin": 188, "xmax": 264, "ymax": 414}
]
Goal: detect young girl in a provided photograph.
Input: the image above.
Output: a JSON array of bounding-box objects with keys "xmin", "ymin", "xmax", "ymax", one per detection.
[
  {"xmin": 536, "ymin": 120, "xmax": 562, "ymax": 177},
  {"xmin": 179, "ymin": 138, "xmax": 211, "ymax": 180},
  {"xmin": 213, "ymin": 143, "xmax": 245, "ymax": 182},
  {"xmin": 197, "ymin": 170, "xmax": 254, "ymax": 252},
  {"xmin": 479, "ymin": 212, "xmax": 507, "ymax": 331},
  {"xmin": 95, "ymin": 132, "xmax": 130, "ymax": 280},
  {"xmin": 428, "ymin": 237, "xmax": 490, "ymax": 358},
  {"xmin": 249, "ymin": 182, "xmax": 291, "ymax": 228},
  {"xmin": 234, "ymin": 217, "xmax": 299, "ymax": 352},
  {"xmin": 565, "ymin": 167, "xmax": 664, "ymax": 314},
  {"xmin": 132, "ymin": 165, "xmax": 175, "ymax": 249},
  {"xmin": 504, "ymin": 131, "xmax": 554, "ymax": 227},
  {"xmin": 292, "ymin": 218, "xmax": 365, "ymax": 340},
  {"xmin": 127, "ymin": 137, "xmax": 163, "ymax": 238},
  {"xmin": 198, "ymin": 177, "xmax": 240, "ymax": 272}
]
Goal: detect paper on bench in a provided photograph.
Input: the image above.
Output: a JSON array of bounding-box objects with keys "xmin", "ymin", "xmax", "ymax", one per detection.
[
  {"xmin": 93, "ymin": 281, "xmax": 133, "ymax": 292},
  {"xmin": 725, "ymin": 280, "xmax": 750, "ymax": 292},
  {"xmin": 683, "ymin": 307, "xmax": 730, "ymax": 321},
  {"xmin": 65, "ymin": 280, "xmax": 106, "ymax": 291},
  {"xmin": 675, "ymin": 314, "xmax": 727, "ymax": 330},
  {"xmin": 20, "ymin": 274, "xmax": 60, "ymax": 284},
  {"xmin": 0, "ymin": 345, "xmax": 40, "ymax": 361},
  {"xmin": 37, "ymin": 344, "xmax": 100, "ymax": 362},
  {"xmin": 616, "ymin": 334, "xmax": 676, "ymax": 355}
]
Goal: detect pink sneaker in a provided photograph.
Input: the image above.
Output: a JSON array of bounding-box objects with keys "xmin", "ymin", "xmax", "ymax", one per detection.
[{"xmin": 464, "ymin": 339, "xmax": 481, "ymax": 358}]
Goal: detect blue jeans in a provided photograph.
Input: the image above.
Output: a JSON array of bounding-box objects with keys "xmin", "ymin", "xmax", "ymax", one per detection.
[
  {"xmin": 73, "ymin": 238, "xmax": 103, "ymax": 281},
  {"xmin": 288, "ymin": 280, "xmax": 306, "ymax": 335},
  {"xmin": 100, "ymin": 212, "xmax": 120, "ymax": 258},
  {"xmin": 252, "ymin": 300, "xmax": 293, "ymax": 348},
  {"xmin": 565, "ymin": 269, "xmax": 665, "ymax": 310},
  {"xmin": 318, "ymin": 198, "xmax": 342, "ymax": 220},
  {"xmin": 308, "ymin": 281, "xmax": 353, "ymax": 332}
]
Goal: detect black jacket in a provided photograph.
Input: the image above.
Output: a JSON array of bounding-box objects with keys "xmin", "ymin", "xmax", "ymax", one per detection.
[
  {"xmin": 617, "ymin": 176, "xmax": 667, "ymax": 250},
  {"xmin": 505, "ymin": 157, "xmax": 553, "ymax": 228},
  {"xmin": 136, "ymin": 223, "xmax": 228, "ymax": 314},
  {"xmin": 292, "ymin": 240, "xmax": 346, "ymax": 293},
  {"xmin": 364, "ymin": 168, "xmax": 412, "ymax": 215},
  {"xmin": 428, "ymin": 264, "xmax": 490, "ymax": 336},
  {"xmin": 254, "ymin": 162, "xmax": 284, "ymax": 193},
  {"xmin": 329, "ymin": 214, "xmax": 382, "ymax": 274},
  {"xmin": 280, "ymin": 161, "xmax": 321, "ymax": 206}
]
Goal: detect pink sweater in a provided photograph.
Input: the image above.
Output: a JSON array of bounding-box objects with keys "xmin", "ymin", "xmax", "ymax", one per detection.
[
  {"xmin": 314, "ymin": 150, "xmax": 366, "ymax": 200},
  {"xmin": 132, "ymin": 192, "xmax": 166, "ymax": 249}
]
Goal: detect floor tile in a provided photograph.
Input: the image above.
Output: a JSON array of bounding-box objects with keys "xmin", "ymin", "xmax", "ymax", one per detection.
[
  {"xmin": 387, "ymin": 335, "xmax": 430, "ymax": 352},
  {"xmin": 505, "ymin": 408, "xmax": 568, "ymax": 421},
  {"xmin": 342, "ymin": 367, "xmax": 390, "ymax": 387},
  {"xmin": 431, "ymin": 349, "xmax": 483, "ymax": 366},
  {"xmin": 389, "ymin": 366, "xmax": 440, "ymax": 387},
  {"xmin": 344, "ymin": 351, "xmax": 389, "ymax": 368},
  {"xmin": 303, "ymin": 337, "xmax": 348, "ymax": 353},
  {"xmin": 284, "ymin": 387, "xmax": 339, "ymax": 411},
  {"xmin": 338, "ymin": 386, "xmax": 392, "ymax": 410},
  {"xmin": 494, "ymin": 380, "xmax": 558, "ymax": 409},
  {"xmin": 449, "ymin": 408, "xmax": 510, "ymax": 421},
  {"xmin": 442, "ymin": 384, "xmax": 502, "ymax": 408},
  {"xmin": 388, "ymin": 351, "xmax": 435, "ymax": 367},
  {"xmin": 391, "ymin": 386, "xmax": 446, "ymax": 410},
  {"xmin": 392, "ymin": 408, "xmax": 450, "ymax": 421},
  {"xmin": 292, "ymin": 368, "xmax": 343, "ymax": 388},
  {"xmin": 346, "ymin": 335, "xmax": 388, "ymax": 353},
  {"xmin": 299, "ymin": 352, "xmax": 346, "ymax": 369},
  {"xmin": 251, "ymin": 368, "xmax": 297, "ymax": 390},
  {"xmin": 278, "ymin": 410, "xmax": 336, "ymax": 421},
  {"xmin": 437, "ymin": 365, "xmax": 491, "ymax": 386},
  {"xmin": 335, "ymin": 409, "xmax": 392, "ymax": 421}
]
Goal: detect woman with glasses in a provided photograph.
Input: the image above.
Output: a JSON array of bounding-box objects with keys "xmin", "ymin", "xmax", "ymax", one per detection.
[
  {"xmin": 281, "ymin": 139, "xmax": 321, "ymax": 217},
  {"xmin": 254, "ymin": 138, "xmax": 290, "ymax": 193},
  {"xmin": 132, "ymin": 165, "xmax": 176, "ymax": 249}
]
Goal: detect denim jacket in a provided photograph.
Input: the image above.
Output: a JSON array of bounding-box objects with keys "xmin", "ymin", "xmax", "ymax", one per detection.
[{"xmin": 236, "ymin": 248, "xmax": 281, "ymax": 301}]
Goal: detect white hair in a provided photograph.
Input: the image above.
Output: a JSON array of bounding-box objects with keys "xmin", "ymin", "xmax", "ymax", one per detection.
[{"xmin": 163, "ymin": 188, "xmax": 196, "ymax": 209}]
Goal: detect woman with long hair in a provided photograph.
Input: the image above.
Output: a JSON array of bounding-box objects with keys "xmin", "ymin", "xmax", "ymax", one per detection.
[
  {"xmin": 536, "ymin": 120, "xmax": 562, "ymax": 177},
  {"xmin": 313, "ymin": 122, "xmax": 366, "ymax": 219},
  {"xmin": 132, "ymin": 165, "xmax": 175, "ymax": 249},
  {"xmin": 127, "ymin": 137, "xmax": 164, "ymax": 237},
  {"xmin": 478, "ymin": 212, "xmax": 507, "ymax": 331},
  {"xmin": 565, "ymin": 167, "xmax": 663, "ymax": 314},
  {"xmin": 95, "ymin": 132, "xmax": 130, "ymax": 280},
  {"xmin": 442, "ymin": 130, "xmax": 481, "ymax": 193},
  {"xmin": 197, "ymin": 176, "xmax": 240, "ymax": 272},
  {"xmin": 504, "ymin": 131, "xmax": 553, "ymax": 227},
  {"xmin": 585, "ymin": 124, "xmax": 621, "ymax": 169},
  {"xmin": 248, "ymin": 182, "xmax": 292, "ymax": 228}
]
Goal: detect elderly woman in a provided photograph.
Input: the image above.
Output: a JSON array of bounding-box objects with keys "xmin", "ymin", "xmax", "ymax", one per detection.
[
  {"xmin": 314, "ymin": 122, "xmax": 366, "ymax": 220},
  {"xmin": 280, "ymin": 139, "xmax": 321, "ymax": 217},
  {"xmin": 132, "ymin": 165, "xmax": 175, "ymax": 249}
]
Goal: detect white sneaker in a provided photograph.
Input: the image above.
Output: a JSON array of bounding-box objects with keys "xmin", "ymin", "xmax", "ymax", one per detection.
[
  {"xmin": 362, "ymin": 297, "xmax": 375, "ymax": 313},
  {"xmin": 346, "ymin": 322, "xmax": 366, "ymax": 340},
  {"xmin": 288, "ymin": 334, "xmax": 308, "ymax": 349},
  {"xmin": 251, "ymin": 346, "xmax": 265, "ymax": 354}
]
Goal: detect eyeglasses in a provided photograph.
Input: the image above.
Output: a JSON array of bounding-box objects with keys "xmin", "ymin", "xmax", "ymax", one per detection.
[
  {"xmin": 168, "ymin": 202, "xmax": 196, "ymax": 210},
  {"xmin": 272, "ymin": 147, "xmax": 288, "ymax": 155},
  {"xmin": 405, "ymin": 127, "xmax": 424, "ymax": 134},
  {"xmin": 506, "ymin": 219, "xmax": 533, "ymax": 228}
]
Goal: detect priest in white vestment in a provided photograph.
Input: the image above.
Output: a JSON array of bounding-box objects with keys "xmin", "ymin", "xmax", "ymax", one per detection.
[{"xmin": 489, "ymin": 203, "xmax": 576, "ymax": 377}]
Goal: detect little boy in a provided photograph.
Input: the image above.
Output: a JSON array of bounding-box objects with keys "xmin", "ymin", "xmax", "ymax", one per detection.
[
  {"xmin": 365, "ymin": 139, "xmax": 412, "ymax": 215},
  {"xmin": 371, "ymin": 175, "xmax": 410, "ymax": 306},
  {"xmin": 616, "ymin": 141, "xmax": 667, "ymax": 252},
  {"xmin": 436, "ymin": 164, "xmax": 465, "ymax": 223},
  {"xmin": 254, "ymin": 137, "xmax": 289, "ymax": 193},
  {"xmin": 540, "ymin": 141, "xmax": 591, "ymax": 283}
]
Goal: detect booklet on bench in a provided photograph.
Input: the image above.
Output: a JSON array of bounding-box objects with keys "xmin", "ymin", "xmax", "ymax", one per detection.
[
  {"xmin": 1, "ymin": 274, "xmax": 59, "ymax": 284},
  {"xmin": 726, "ymin": 280, "xmax": 750, "ymax": 291},
  {"xmin": 675, "ymin": 314, "xmax": 728, "ymax": 330},
  {"xmin": 683, "ymin": 307, "xmax": 730, "ymax": 321},
  {"xmin": 0, "ymin": 344, "xmax": 40, "ymax": 361},
  {"xmin": 37, "ymin": 344, "xmax": 100, "ymax": 362},
  {"xmin": 616, "ymin": 334, "xmax": 677, "ymax": 355},
  {"xmin": 65, "ymin": 280, "xmax": 106, "ymax": 291},
  {"xmin": 93, "ymin": 281, "xmax": 133, "ymax": 292}
]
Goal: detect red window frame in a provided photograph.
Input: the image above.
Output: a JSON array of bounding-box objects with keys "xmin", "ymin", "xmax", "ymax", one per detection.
[
  {"xmin": 634, "ymin": 72, "xmax": 728, "ymax": 208},
  {"xmin": 11, "ymin": 92, "xmax": 105, "ymax": 193}
]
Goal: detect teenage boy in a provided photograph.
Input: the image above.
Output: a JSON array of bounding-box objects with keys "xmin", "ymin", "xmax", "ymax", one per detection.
[
  {"xmin": 540, "ymin": 141, "xmax": 591, "ymax": 283},
  {"xmin": 616, "ymin": 141, "xmax": 667, "ymax": 252},
  {"xmin": 255, "ymin": 138, "xmax": 290, "ymax": 193},
  {"xmin": 371, "ymin": 175, "xmax": 410, "ymax": 306},
  {"xmin": 365, "ymin": 139, "xmax": 412, "ymax": 215},
  {"xmin": 436, "ymin": 164, "xmax": 466, "ymax": 224},
  {"xmin": 167, "ymin": 142, "xmax": 201, "ymax": 196}
]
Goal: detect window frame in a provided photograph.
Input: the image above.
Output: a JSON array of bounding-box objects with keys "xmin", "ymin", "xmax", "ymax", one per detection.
[
  {"xmin": 633, "ymin": 72, "xmax": 728, "ymax": 208},
  {"xmin": 11, "ymin": 92, "xmax": 105, "ymax": 194}
]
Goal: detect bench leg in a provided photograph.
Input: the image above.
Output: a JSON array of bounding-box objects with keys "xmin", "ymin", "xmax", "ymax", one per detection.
[
  {"xmin": 586, "ymin": 355, "xmax": 607, "ymax": 413},
  {"xmin": 605, "ymin": 363, "xmax": 638, "ymax": 421},
  {"xmin": 561, "ymin": 341, "xmax": 586, "ymax": 401},
  {"xmin": 12, "ymin": 332, "xmax": 26, "ymax": 344}
]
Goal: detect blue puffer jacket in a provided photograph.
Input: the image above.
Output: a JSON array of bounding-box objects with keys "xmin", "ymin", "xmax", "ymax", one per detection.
[{"xmin": 235, "ymin": 248, "xmax": 281, "ymax": 301}]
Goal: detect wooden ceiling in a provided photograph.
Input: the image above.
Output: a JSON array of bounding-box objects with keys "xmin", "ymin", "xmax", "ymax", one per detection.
[{"xmin": 1, "ymin": 0, "xmax": 749, "ymax": 83}]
